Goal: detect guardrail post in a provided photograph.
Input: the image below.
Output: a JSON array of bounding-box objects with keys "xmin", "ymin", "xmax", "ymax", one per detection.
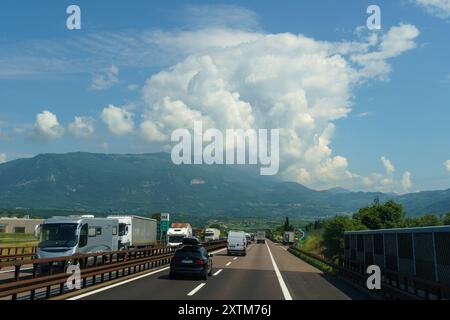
[{"xmin": 14, "ymin": 265, "xmax": 20, "ymax": 281}]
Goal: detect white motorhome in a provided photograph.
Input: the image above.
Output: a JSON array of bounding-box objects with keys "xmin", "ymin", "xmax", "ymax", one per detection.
[
  {"xmin": 167, "ymin": 223, "xmax": 193, "ymax": 247},
  {"xmin": 227, "ymin": 231, "xmax": 247, "ymax": 256},
  {"xmin": 204, "ymin": 228, "xmax": 221, "ymax": 242},
  {"xmin": 37, "ymin": 216, "xmax": 119, "ymax": 260},
  {"xmin": 107, "ymin": 215, "xmax": 157, "ymax": 249}
]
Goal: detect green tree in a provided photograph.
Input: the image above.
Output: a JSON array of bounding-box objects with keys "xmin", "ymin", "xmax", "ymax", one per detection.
[
  {"xmin": 283, "ymin": 217, "xmax": 293, "ymax": 232},
  {"xmin": 442, "ymin": 213, "xmax": 450, "ymax": 225},
  {"xmin": 404, "ymin": 214, "xmax": 441, "ymax": 227},
  {"xmin": 321, "ymin": 216, "xmax": 366, "ymax": 261},
  {"xmin": 353, "ymin": 200, "xmax": 404, "ymax": 229},
  {"xmin": 150, "ymin": 213, "xmax": 161, "ymax": 221}
]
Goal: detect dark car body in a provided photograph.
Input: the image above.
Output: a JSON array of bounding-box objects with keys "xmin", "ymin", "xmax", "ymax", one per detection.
[{"xmin": 170, "ymin": 244, "xmax": 213, "ymax": 280}]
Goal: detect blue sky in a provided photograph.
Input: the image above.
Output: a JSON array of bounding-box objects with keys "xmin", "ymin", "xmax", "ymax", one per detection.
[{"xmin": 0, "ymin": 0, "xmax": 449, "ymax": 193}]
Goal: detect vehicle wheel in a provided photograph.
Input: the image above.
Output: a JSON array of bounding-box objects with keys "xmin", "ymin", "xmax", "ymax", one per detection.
[
  {"xmin": 169, "ymin": 272, "xmax": 175, "ymax": 279},
  {"xmin": 201, "ymin": 270, "xmax": 208, "ymax": 280}
]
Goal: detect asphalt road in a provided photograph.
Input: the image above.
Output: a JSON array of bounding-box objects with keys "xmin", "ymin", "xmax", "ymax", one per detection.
[{"xmin": 66, "ymin": 240, "xmax": 369, "ymax": 300}]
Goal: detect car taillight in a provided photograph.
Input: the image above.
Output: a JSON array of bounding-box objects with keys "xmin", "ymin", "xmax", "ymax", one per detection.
[
  {"xmin": 195, "ymin": 259, "xmax": 206, "ymax": 265},
  {"xmin": 171, "ymin": 257, "xmax": 180, "ymax": 264}
]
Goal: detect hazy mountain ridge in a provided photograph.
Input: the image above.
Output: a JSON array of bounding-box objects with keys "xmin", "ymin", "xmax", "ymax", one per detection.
[{"xmin": 0, "ymin": 152, "xmax": 448, "ymax": 217}]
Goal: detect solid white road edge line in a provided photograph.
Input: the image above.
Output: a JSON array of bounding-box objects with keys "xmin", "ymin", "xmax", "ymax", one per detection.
[
  {"xmin": 265, "ymin": 242, "xmax": 293, "ymax": 301},
  {"xmin": 187, "ymin": 283, "xmax": 206, "ymax": 296},
  {"xmin": 67, "ymin": 247, "xmax": 227, "ymax": 300},
  {"xmin": 213, "ymin": 269, "xmax": 223, "ymax": 276}
]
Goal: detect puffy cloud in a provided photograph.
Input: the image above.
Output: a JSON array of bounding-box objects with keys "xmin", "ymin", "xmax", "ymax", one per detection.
[
  {"xmin": 101, "ymin": 105, "xmax": 134, "ymax": 136},
  {"xmin": 444, "ymin": 160, "xmax": 450, "ymax": 173},
  {"xmin": 90, "ymin": 65, "xmax": 119, "ymax": 90},
  {"xmin": 140, "ymin": 120, "xmax": 168, "ymax": 142},
  {"xmin": 381, "ymin": 156, "xmax": 395, "ymax": 175},
  {"xmin": 138, "ymin": 24, "xmax": 419, "ymax": 190},
  {"xmin": 0, "ymin": 153, "xmax": 6, "ymax": 164},
  {"xmin": 402, "ymin": 171, "xmax": 413, "ymax": 192},
  {"xmin": 33, "ymin": 110, "xmax": 64, "ymax": 141},
  {"xmin": 68, "ymin": 116, "xmax": 95, "ymax": 138},
  {"xmin": 415, "ymin": 0, "xmax": 450, "ymax": 19}
]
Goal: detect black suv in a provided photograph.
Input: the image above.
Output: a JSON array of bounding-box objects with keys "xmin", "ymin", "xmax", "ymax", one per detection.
[{"xmin": 170, "ymin": 238, "xmax": 213, "ymax": 280}]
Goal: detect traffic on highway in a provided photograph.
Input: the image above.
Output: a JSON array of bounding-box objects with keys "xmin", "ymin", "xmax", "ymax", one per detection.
[{"xmin": 1, "ymin": 1, "xmax": 449, "ymax": 318}]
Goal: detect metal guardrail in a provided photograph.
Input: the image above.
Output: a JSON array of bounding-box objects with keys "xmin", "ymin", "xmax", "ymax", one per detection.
[
  {"xmin": 342, "ymin": 258, "xmax": 450, "ymax": 300},
  {"xmin": 287, "ymin": 245, "xmax": 450, "ymax": 300},
  {"xmin": 0, "ymin": 240, "xmax": 227, "ymax": 300},
  {"xmin": 0, "ymin": 246, "xmax": 37, "ymax": 262}
]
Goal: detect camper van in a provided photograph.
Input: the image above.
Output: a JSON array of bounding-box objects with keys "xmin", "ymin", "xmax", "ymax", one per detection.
[
  {"xmin": 37, "ymin": 216, "xmax": 119, "ymax": 261},
  {"xmin": 167, "ymin": 223, "xmax": 193, "ymax": 247},
  {"xmin": 107, "ymin": 215, "xmax": 157, "ymax": 249}
]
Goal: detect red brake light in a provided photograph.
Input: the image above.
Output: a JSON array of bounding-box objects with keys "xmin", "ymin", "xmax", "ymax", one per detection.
[{"xmin": 195, "ymin": 259, "xmax": 206, "ymax": 265}]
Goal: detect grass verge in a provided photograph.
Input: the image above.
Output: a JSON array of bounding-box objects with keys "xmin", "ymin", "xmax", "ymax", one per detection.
[{"xmin": 288, "ymin": 247, "xmax": 337, "ymax": 275}]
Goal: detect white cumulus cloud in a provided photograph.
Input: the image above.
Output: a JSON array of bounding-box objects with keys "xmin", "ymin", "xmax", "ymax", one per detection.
[
  {"xmin": 101, "ymin": 105, "xmax": 134, "ymax": 136},
  {"xmin": 444, "ymin": 160, "xmax": 450, "ymax": 173},
  {"xmin": 90, "ymin": 65, "xmax": 119, "ymax": 90},
  {"xmin": 138, "ymin": 24, "xmax": 419, "ymax": 190},
  {"xmin": 381, "ymin": 156, "xmax": 396, "ymax": 175},
  {"xmin": 33, "ymin": 110, "xmax": 64, "ymax": 141},
  {"xmin": 68, "ymin": 116, "xmax": 95, "ymax": 138},
  {"xmin": 402, "ymin": 171, "xmax": 413, "ymax": 192},
  {"xmin": 415, "ymin": 0, "xmax": 450, "ymax": 19}
]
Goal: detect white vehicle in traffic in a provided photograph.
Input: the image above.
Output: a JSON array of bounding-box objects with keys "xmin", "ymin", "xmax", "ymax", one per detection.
[
  {"xmin": 37, "ymin": 215, "xmax": 119, "ymax": 262},
  {"xmin": 107, "ymin": 215, "xmax": 157, "ymax": 250},
  {"xmin": 227, "ymin": 231, "xmax": 247, "ymax": 256},
  {"xmin": 204, "ymin": 228, "xmax": 221, "ymax": 242},
  {"xmin": 167, "ymin": 223, "xmax": 193, "ymax": 247}
]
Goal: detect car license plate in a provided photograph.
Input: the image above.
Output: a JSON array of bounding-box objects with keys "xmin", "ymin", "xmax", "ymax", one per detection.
[{"xmin": 182, "ymin": 260, "xmax": 193, "ymax": 264}]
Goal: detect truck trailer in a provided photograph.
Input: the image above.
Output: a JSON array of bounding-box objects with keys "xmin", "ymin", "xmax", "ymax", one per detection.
[{"xmin": 107, "ymin": 215, "xmax": 157, "ymax": 249}]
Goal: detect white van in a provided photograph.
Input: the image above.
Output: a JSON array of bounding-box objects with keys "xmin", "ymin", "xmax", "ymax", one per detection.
[{"xmin": 227, "ymin": 231, "xmax": 247, "ymax": 256}]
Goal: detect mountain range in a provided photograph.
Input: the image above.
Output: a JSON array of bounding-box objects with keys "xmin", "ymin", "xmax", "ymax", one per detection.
[{"xmin": 0, "ymin": 152, "xmax": 449, "ymax": 218}]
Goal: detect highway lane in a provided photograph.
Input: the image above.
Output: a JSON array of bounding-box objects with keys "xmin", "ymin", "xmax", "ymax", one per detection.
[
  {"xmin": 66, "ymin": 241, "xmax": 369, "ymax": 300},
  {"xmin": 192, "ymin": 242, "xmax": 284, "ymax": 300},
  {"xmin": 267, "ymin": 241, "xmax": 368, "ymax": 300}
]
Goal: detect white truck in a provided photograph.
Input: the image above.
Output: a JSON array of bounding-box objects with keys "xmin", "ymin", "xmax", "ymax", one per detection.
[
  {"xmin": 282, "ymin": 231, "xmax": 295, "ymax": 245},
  {"xmin": 204, "ymin": 228, "xmax": 221, "ymax": 242},
  {"xmin": 107, "ymin": 215, "xmax": 157, "ymax": 250},
  {"xmin": 167, "ymin": 223, "xmax": 193, "ymax": 247},
  {"xmin": 256, "ymin": 230, "xmax": 266, "ymax": 244}
]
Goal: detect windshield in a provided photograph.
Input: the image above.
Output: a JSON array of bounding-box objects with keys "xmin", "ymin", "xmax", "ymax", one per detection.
[
  {"xmin": 205, "ymin": 232, "xmax": 214, "ymax": 237},
  {"xmin": 38, "ymin": 223, "xmax": 79, "ymax": 248},
  {"xmin": 169, "ymin": 235, "xmax": 185, "ymax": 244}
]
